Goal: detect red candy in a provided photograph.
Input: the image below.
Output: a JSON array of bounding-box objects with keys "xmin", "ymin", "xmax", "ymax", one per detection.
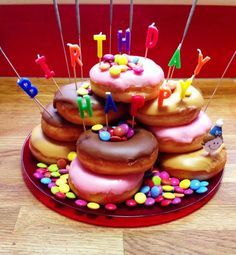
[
  {"xmin": 57, "ymin": 158, "xmax": 67, "ymax": 169},
  {"xmin": 114, "ymin": 126, "xmax": 126, "ymax": 137},
  {"xmin": 126, "ymin": 199, "xmax": 137, "ymax": 207},
  {"xmin": 55, "ymin": 192, "xmax": 66, "ymax": 199},
  {"xmin": 155, "ymin": 195, "xmax": 164, "ymax": 203},
  {"xmin": 160, "ymin": 199, "xmax": 172, "ymax": 207},
  {"xmin": 105, "ymin": 203, "xmax": 117, "ymax": 211}
]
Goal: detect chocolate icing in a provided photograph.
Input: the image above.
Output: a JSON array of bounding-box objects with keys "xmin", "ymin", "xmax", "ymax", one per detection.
[
  {"xmin": 42, "ymin": 103, "xmax": 79, "ymax": 128},
  {"xmin": 77, "ymin": 128, "xmax": 158, "ymax": 162},
  {"xmin": 53, "ymin": 82, "xmax": 107, "ymax": 111}
]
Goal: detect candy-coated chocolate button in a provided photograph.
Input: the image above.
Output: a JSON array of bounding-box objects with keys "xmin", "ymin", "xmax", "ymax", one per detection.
[
  {"xmin": 99, "ymin": 130, "xmax": 111, "ymax": 141},
  {"xmin": 132, "ymin": 56, "xmax": 139, "ymax": 64},
  {"xmin": 110, "ymin": 135, "xmax": 122, "ymax": 142},
  {"xmin": 36, "ymin": 168, "xmax": 47, "ymax": 174},
  {"xmin": 127, "ymin": 128, "xmax": 135, "ymax": 138},
  {"xmin": 190, "ymin": 179, "xmax": 201, "ymax": 190},
  {"xmin": 50, "ymin": 172, "xmax": 61, "ymax": 177},
  {"xmin": 152, "ymin": 176, "xmax": 161, "ymax": 185},
  {"xmin": 113, "ymin": 126, "xmax": 126, "ymax": 137},
  {"xmin": 48, "ymin": 164, "xmax": 59, "ymax": 172},
  {"xmin": 56, "ymin": 178, "xmax": 67, "ymax": 186},
  {"xmin": 92, "ymin": 124, "xmax": 104, "ymax": 132},
  {"xmin": 55, "ymin": 192, "xmax": 66, "ymax": 199},
  {"xmin": 59, "ymin": 184, "xmax": 70, "ymax": 193},
  {"xmin": 125, "ymin": 199, "xmax": 137, "ymax": 207},
  {"xmin": 134, "ymin": 192, "xmax": 147, "ymax": 204},
  {"xmin": 59, "ymin": 169, "xmax": 69, "ymax": 174},
  {"xmin": 40, "ymin": 177, "xmax": 51, "ymax": 185},
  {"xmin": 179, "ymin": 179, "xmax": 191, "ymax": 189},
  {"xmin": 145, "ymin": 197, "xmax": 155, "ymax": 206},
  {"xmin": 184, "ymin": 188, "xmax": 194, "ymax": 195},
  {"xmin": 140, "ymin": 185, "xmax": 150, "ymax": 194},
  {"xmin": 75, "ymin": 199, "xmax": 87, "ymax": 207},
  {"xmin": 37, "ymin": 163, "xmax": 47, "ymax": 168},
  {"xmin": 133, "ymin": 66, "xmax": 144, "ymax": 75},
  {"xmin": 109, "ymin": 65, "xmax": 121, "ymax": 77},
  {"xmin": 174, "ymin": 186, "xmax": 184, "ymax": 193},
  {"xmin": 33, "ymin": 172, "xmax": 43, "ymax": 179},
  {"xmin": 173, "ymin": 193, "xmax": 185, "ymax": 198},
  {"xmin": 103, "ymin": 54, "xmax": 114, "ymax": 62},
  {"xmin": 67, "ymin": 151, "xmax": 77, "ymax": 161},
  {"xmin": 155, "ymin": 195, "xmax": 164, "ymax": 203},
  {"xmin": 44, "ymin": 172, "xmax": 51, "ymax": 178},
  {"xmin": 160, "ymin": 199, "xmax": 172, "ymax": 207},
  {"xmin": 60, "ymin": 174, "xmax": 69, "ymax": 180},
  {"xmin": 57, "ymin": 159, "xmax": 67, "ymax": 169},
  {"xmin": 66, "ymin": 192, "xmax": 76, "ymax": 199},
  {"xmin": 77, "ymin": 87, "xmax": 88, "ymax": 96},
  {"xmin": 162, "ymin": 185, "xmax": 174, "ymax": 192},
  {"xmin": 51, "ymin": 186, "xmax": 60, "ymax": 194},
  {"xmin": 196, "ymin": 186, "xmax": 208, "ymax": 194},
  {"xmin": 48, "ymin": 182, "xmax": 56, "ymax": 189},
  {"xmin": 150, "ymin": 186, "xmax": 160, "ymax": 198},
  {"xmin": 159, "ymin": 171, "xmax": 170, "ymax": 180},
  {"xmin": 163, "ymin": 192, "xmax": 175, "ymax": 200},
  {"xmin": 171, "ymin": 177, "xmax": 180, "ymax": 186},
  {"xmin": 118, "ymin": 124, "xmax": 128, "ymax": 134},
  {"xmin": 99, "ymin": 62, "xmax": 110, "ymax": 71},
  {"xmin": 105, "ymin": 203, "xmax": 117, "ymax": 211},
  {"xmin": 119, "ymin": 65, "xmax": 129, "ymax": 72},
  {"xmin": 81, "ymin": 82, "xmax": 90, "ymax": 89},
  {"xmin": 200, "ymin": 181, "xmax": 209, "ymax": 187},
  {"xmin": 172, "ymin": 197, "xmax": 182, "ymax": 205},
  {"xmin": 87, "ymin": 202, "xmax": 100, "ymax": 210}
]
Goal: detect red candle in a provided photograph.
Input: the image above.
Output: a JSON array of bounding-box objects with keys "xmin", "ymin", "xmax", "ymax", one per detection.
[{"xmin": 158, "ymin": 86, "xmax": 171, "ymax": 108}]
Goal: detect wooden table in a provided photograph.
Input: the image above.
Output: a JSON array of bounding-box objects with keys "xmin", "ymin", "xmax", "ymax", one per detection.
[{"xmin": 1, "ymin": 78, "xmax": 236, "ymax": 255}]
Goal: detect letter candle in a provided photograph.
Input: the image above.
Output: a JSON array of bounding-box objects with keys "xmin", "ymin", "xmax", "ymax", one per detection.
[
  {"xmin": 145, "ymin": 23, "xmax": 159, "ymax": 59},
  {"xmin": 130, "ymin": 95, "xmax": 145, "ymax": 128},
  {"xmin": 0, "ymin": 47, "xmax": 52, "ymax": 117},
  {"xmin": 158, "ymin": 85, "xmax": 172, "ymax": 108},
  {"xmin": 93, "ymin": 32, "xmax": 106, "ymax": 64},
  {"xmin": 104, "ymin": 92, "xmax": 118, "ymax": 127},
  {"xmin": 117, "ymin": 29, "xmax": 130, "ymax": 54},
  {"xmin": 35, "ymin": 54, "xmax": 63, "ymax": 95},
  {"xmin": 77, "ymin": 95, "xmax": 93, "ymax": 132},
  {"xmin": 67, "ymin": 43, "xmax": 83, "ymax": 90}
]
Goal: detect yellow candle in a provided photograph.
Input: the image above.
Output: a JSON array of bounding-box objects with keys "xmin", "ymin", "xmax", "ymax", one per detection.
[
  {"xmin": 93, "ymin": 33, "xmax": 106, "ymax": 59},
  {"xmin": 180, "ymin": 78, "xmax": 192, "ymax": 99}
]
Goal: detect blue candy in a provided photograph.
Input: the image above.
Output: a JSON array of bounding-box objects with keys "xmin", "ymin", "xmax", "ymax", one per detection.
[
  {"xmin": 99, "ymin": 130, "xmax": 111, "ymax": 141},
  {"xmin": 200, "ymin": 181, "xmax": 209, "ymax": 187},
  {"xmin": 196, "ymin": 186, "xmax": 208, "ymax": 194},
  {"xmin": 132, "ymin": 56, "xmax": 139, "ymax": 64},
  {"xmin": 140, "ymin": 185, "xmax": 150, "ymax": 194},
  {"xmin": 150, "ymin": 186, "xmax": 160, "ymax": 198},
  {"xmin": 190, "ymin": 179, "xmax": 201, "ymax": 190},
  {"xmin": 40, "ymin": 177, "xmax": 51, "ymax": 185}
]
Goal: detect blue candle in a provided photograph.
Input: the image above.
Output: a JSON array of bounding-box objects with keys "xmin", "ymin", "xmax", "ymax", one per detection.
[
  {"xmin": 17, "ymin": 78, "xmax": 38, "ymax": 98},
  {"xmin": 117, "ymin": 28, "xmax": 130, "ymax": 53},
  {"xmin": 104, "ymin": 92, "xmax": 118, "ymax": 113}
]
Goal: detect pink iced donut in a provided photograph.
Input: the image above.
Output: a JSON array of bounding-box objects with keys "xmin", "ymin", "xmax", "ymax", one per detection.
[
  {"xmin": 68, "ymin": 158, "xmax": 144, "ymax": 204},
  {"xmin": 148, "ymin": 111, "xmax": 212, "ymax": 153}
]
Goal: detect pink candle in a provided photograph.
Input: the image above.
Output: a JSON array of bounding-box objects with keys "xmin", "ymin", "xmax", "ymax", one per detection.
[
  {"xmin": 145, "ymin": 23, "xmax": 159, "ymax": 49},
  {"xmin": 35, "ymin": 55, "xmax": 55, "ymax": 79}
]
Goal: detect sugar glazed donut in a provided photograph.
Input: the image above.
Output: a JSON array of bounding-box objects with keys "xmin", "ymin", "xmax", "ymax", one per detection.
[
  {"xmin": 68, "ymin": 158, "xmax": 144, "ymax": 204},
  {"xmin": 29, "ymin": 125, "xmax": 75, "ymax": 164},
  {"xmin": 41, "ymin": 103, "xmax": 83, "ymax": 142},
  {"xmin": 148, "ymin": 111, "xmax": 212, "ymax": 153},
  {"xmin": 135, "ymin": 81, "xmax": 204, "ymax": 127},
  {"xmin": 89, "ymin": 54, "xmax": 164, "ymax": 103},
  {"xmin": 53, "ymin": 82, "xmax": 126, "ymax": 125},
  {"xmin": 76, "ymin": 128, "xmax": 159, "ymax": 175}
]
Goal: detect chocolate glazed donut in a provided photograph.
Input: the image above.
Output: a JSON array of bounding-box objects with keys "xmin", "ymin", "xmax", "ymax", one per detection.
[{"xmin": 76, "ymin": 128, "xmax": 159, "ymax": 175}]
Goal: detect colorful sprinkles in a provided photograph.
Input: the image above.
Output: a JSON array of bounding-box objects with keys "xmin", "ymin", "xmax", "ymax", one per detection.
[{"xmin": 33, "ymin": 152, "xmax": 210, "ymax": 212}]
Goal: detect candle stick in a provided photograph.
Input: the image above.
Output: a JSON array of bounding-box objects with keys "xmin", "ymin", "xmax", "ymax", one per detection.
[
  {"xmin": 67, "ymin": 43, "xmax": 83, "ymax": 90},
  {"xmin": 131, "ymin": 95, "xmax": 145, "ymax": 128},
  {"xmin": 129, "ymin": 0, "xmax": 134, "ymax": 54},
  {"xmin": 35, "ymin": 54, "xmax": 63, "ymax": 95},
  {"xmin": 0, "ymin": 47, "xmax": 52, "ymax": 117},
  {"xmin": 104, "ymin": 92, "xmax": 118, "ymax": 127},
  {"xmin": 77, "ymin": 95, "xmax": 93, "ymax": 132},
  {"xmin": 75, "ymin": 0, "xmax": 83, "ymax": 78},
  {"xmin": 145, "ymin": 23, "xmax": 159, "ymax": 59},
  {"xmin": 109, "ymin": 0, "xmax": 113, "ymax": 54},
  {"xmin": 53, "ymin": 0, "xmax": 71, "ymax": 82},
  {"xmin": 205, "ymin": 50, "xmax": 236, "ymax": 112},
  {"xmin": 117, "ymin": 29, "xmax": 130, "ymax": 54},
  {"xmin": 93, "ymin": 32, "xmax": 106, "ymax": 64}
]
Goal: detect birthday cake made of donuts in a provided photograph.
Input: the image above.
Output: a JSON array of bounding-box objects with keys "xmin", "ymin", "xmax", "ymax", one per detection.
[{"xmin": 26, "ymin": 30, "xmax": 227, "ymax": 211}]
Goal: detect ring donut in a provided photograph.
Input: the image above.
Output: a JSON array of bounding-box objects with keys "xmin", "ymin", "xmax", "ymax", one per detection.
[{"xmin": 76, "ymin": 128, "xmax": 159, "ymax": 175}]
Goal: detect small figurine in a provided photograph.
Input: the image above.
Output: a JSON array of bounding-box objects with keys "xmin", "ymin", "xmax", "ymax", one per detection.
[{"xmin": 202, "ymin": 119, "xmax": 224, "ymax": 156}]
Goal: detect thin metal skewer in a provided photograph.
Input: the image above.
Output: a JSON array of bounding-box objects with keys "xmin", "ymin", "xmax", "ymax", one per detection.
[
  {"xmin": 129, "ymin": 0, "xmax": 134, "ymax": 55},
  {"xmin": 109, "ymin": 0, "xmax": 113, "ymax": 54}
]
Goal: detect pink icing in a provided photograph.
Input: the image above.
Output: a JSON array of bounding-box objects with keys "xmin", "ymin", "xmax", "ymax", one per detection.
[
  {"xmin": 89, "ymin": 56, "xmax": 164, "ymax": 90},
  {"xmin": 69, "ymin": 158, "xmax": 144, "ymax": 195},
  {"xmin": 149, "ymin": 111, "xmax": 212, "ymax": 143}
]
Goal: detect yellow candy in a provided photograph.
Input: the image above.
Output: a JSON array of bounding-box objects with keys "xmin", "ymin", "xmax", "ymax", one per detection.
[
  {"xmin": 134, "ymin": 192, "xmax": 147, "ymax": 204},
  {"xmin": 48, "ymin": 164, "xmax": 59, "ymax": 172},
  {"xmin": 179, "ymin": 179, "xmax": 191, "ymax": 189},
  {"xmin": 162, "ymin": 185, "xmax": 174, "ymax": 192},
  {"xmin": 51, "ymin": 186, "xmax": 60, "ymax": 194},
  {"xmin": 81, "ymin": 82, "xmax": 90, "ymax": 89},
  {"xmin": 109, "ymin": 65, "xmax": 121, "ymax": 77},
  {"xmin": 60, "ymin": 174, "xmax": 69, "ymax": 180},
  {"xmin": 87, "ymin": 202, "xmax": 100, "ymax": 210},
  {"xmin": 99, "ymin": 62, "xmax": 110, "ymax": 71},
  {"xmin": 114, "ymin": 54, "xmax": 122, "ymax": 64},
  {"xmin": 119, "ymin": 65, "xmax": 129, "ymax": 72},
  {"xmin": 91, "ymin": 124, "xmax": 104, "ymax": 132},
  {"xmin": 77, "ymin": 87, "xmax": 88, "ymax": 96},
  {"xmin": 117, "ymin": 55, "xmax": 128, "ymax": 65},
  {"xmin": 163, "ymin": 192, "xmax": 175, "ymax": 200},
  {"xmin": 59, "ymin": 183, "xmax": 70, "ymax": 193},
  {"xmin": 56, "ymin": 178, "xmax": 67, "ymax": 186},
  {"xmin": 67, "ymin": 151, "xmax": 77, "ymax": 161}
]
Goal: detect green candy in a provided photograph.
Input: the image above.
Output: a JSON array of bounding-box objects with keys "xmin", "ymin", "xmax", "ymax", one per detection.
[
  {"xmin": 48, "ymin": 164, "xmax": 59, "ymax": 172},
  {"xmin": 37, "ymin": 163, "xmax": 47, "ymax": 168},
  {"xmin": 66, "ymin": 192, "xmax": 76, "ymax": 199},
  {"xmin": 152, "ymin": 176, "xmax": 161, "ymax": 185},
  {"xmin": 51, "ymin": 186, "xmax": 60, "ymax": 194},
  {"xmin": 50, "ymin": 172, "xmax": 61, "ymax": 177}
]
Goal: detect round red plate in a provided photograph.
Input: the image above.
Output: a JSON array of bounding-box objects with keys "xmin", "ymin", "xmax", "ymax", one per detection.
[{"xmin": 21, "ymin": 135, "xmax": 223, "ymax": 227}]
